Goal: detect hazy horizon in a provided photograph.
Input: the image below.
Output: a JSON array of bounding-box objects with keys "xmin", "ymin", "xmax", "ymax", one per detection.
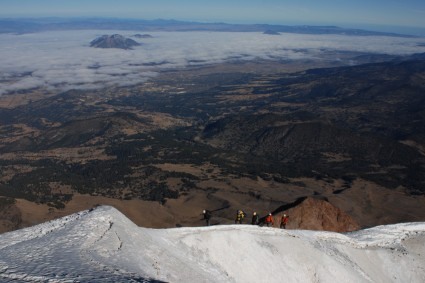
[{"xmin": 1, "ymin": 0, "xmax": 424, "ymax": 35}]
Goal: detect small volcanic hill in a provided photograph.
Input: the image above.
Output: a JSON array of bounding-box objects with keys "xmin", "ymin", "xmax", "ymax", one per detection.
[{"xmin": 90, "ymin": 34, "xmax": 141, "ymax": 49}]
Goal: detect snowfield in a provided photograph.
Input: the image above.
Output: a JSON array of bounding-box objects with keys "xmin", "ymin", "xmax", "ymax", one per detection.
[{"xmin": 0, "ymin": 206, "xmax": 424, "ymax": 282}]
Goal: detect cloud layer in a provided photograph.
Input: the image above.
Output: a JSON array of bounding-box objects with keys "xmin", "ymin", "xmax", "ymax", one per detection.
[{"xmin": 1, "ymin": 30, "xmax": 425, "ymax": 95}]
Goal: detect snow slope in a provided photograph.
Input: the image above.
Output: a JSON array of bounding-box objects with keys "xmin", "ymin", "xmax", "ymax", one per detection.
[{"xmin": 0, "ymin": 206, "xmax": 424, "ymax": 283}]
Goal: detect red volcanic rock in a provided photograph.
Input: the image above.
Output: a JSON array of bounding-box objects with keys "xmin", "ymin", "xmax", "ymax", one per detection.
[{"xmin": 276, "ymin": 197, "xmax": 360, "ymax": 232}]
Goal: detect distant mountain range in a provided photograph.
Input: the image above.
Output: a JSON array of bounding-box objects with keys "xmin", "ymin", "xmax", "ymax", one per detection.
[{"xmin": 0, "ymin": 17, "xmax": 415, "ymax": 37}]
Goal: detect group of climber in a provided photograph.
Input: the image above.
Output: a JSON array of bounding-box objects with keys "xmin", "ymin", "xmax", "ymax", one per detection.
[
  {"xmin": 261, "ymin": 212, "xmax": 289, "ymax": 228},
  {"xmin": 202, "ymin": 209, "xmax": 289, "ymax": 228}
]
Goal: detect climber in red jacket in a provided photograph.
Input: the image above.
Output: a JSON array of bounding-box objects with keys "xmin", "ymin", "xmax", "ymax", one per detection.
[
  {"xmin": 265, "ymin": 213, "xmax": 274, "ymax": 227},
  {"xmin": 280, "ymin": 214, "xmax": 289, "ymax": 229}
]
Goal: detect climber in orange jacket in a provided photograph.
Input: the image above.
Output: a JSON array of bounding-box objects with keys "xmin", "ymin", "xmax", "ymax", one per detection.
[
  {"xmin": 280, "ymin": 214, "xmax": 289, "ymax": 229},
  {"xmin": 265, "ymin": 213, "xmax": 274, "ymax": 227}
]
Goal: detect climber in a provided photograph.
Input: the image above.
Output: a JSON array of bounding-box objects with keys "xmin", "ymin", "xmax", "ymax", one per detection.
[
  {"xmin": 265, "ymin": 213, "xmax": 274, "ymax": 227},
  {"xmin": 280, "ymin": 214, "xmax": 289, "ymax": 229},
  {"xmin": 203, "ymin": 210, "xmax": 212, "ymax": 226},
  {"xmin": 235, "ymin": 210, "xmax": 245, "ymax": 224},
  {"xmin": 251, "ymin": 212, "xmax": 259, "ymax": 225}
]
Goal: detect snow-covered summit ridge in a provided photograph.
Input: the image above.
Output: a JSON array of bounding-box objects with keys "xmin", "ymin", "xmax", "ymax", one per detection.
[{"xmin": 0, "ymin": 205, "xmax": 424, "ymax": 282}]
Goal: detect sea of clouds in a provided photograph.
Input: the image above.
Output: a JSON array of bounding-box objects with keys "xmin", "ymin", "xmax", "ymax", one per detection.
[{"xmin": 1, "ymin": 30, "xmax": 425, "ymax": 95}]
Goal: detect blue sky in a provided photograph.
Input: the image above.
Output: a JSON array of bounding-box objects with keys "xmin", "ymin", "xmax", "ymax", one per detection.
[{"xmin": 1, "ymin": 0, "xmax": 425, "ymax": 29}]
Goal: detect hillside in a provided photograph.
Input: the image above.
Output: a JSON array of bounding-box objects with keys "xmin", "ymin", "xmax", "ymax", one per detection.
[
  {"xmin": 0, "ymin": 206, "xmax": 424, "ymax": 282},
  {"xmin": 1, "ymin": 56, "xmax": 425, "ymax": 233}
]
